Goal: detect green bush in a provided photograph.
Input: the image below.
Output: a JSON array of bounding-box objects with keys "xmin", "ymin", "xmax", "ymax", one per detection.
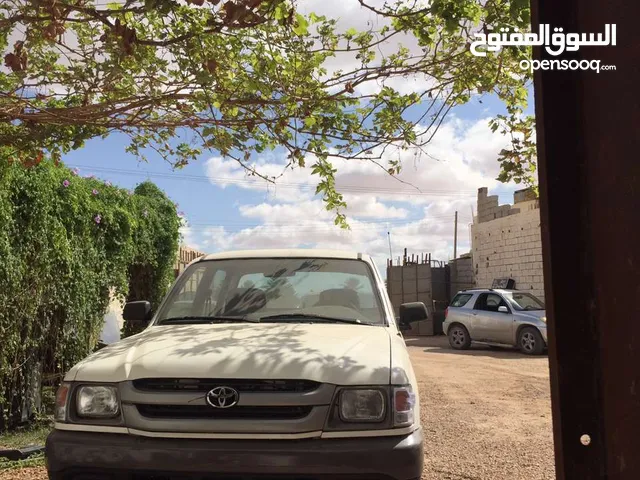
[{"xmin": 0, "ymin": 158, "xmax": 180, "ymax": 431}]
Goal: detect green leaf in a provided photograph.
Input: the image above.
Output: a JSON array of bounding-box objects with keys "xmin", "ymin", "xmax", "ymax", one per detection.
[
  {"xmin": 293, "ymin": 14, "xmax": 309, "ymax": 36},
  {"xmin": 345, "ymin": 27, "xmax": 358, "ymax": 38}
]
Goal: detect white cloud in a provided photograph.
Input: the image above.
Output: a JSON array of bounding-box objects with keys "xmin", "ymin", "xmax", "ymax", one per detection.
[
  {"xmin": 195, "ymin": 115, "xmax": 517, "ymax": 272},
  {"xmin": 204, "ymin": 116, "xmax": 515, "ymax": 206}
]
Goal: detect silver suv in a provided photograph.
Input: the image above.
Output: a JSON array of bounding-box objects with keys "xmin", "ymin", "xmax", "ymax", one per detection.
[{"xmin": 442, "ymin": 288, "xmax": 548, "ymax": 355}]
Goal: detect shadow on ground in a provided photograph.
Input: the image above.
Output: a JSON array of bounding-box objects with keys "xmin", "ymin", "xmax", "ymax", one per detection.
[{"xmin": 403, "ymin": 335, "xmax": 548, "ymax": 360}]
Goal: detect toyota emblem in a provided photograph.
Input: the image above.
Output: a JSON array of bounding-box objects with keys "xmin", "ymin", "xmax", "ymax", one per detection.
[{"xmin": 205, "ymin": 386, "xmax": 239, "ymax": 409}]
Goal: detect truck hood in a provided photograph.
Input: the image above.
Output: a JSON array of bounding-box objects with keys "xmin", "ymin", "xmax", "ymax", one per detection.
[{"xmin": 68, "ymin": 323, "xmax": 393, "ymax": 385}]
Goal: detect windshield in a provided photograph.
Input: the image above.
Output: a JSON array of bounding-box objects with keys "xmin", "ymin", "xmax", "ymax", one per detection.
[
  {"xmin": 155, "ymin": 257, "xmax": 386, "ymax": 325},
  {"xmin": 503, "ymin": 292, "xmax": 545, "ymax": 311}
]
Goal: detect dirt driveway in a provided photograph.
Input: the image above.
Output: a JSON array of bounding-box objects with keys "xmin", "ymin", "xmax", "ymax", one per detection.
[{"xmin": 409, "ymin": 335, "xmax": 555, "ymax": 480}]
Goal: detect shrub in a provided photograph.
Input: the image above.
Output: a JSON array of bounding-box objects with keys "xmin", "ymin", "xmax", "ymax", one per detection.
[{"xmin": 0, "ymin": 158, "xmax": 180, "ymax": 430}]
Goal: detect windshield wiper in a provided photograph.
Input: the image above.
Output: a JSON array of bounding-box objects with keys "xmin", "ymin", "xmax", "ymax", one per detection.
[
  {"xmin": 257, "ymin": 313, "xmax": 373, "ymax": 325},
  {"xmin": 159, "ymin": 315, "xmax": 259, "ymax": 325}
]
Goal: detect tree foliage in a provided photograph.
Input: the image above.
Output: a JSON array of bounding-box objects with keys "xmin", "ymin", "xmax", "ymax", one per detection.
[
  {"xmin": 0, "ymin": 157, "xmax": 180, "ymax": 430},
  {"xmin": 1, "ymin": 0, "xmax": 537, "ymax": 224},
  {"xmin": 122, "ymin": 182, "xmax": 181, "ymax": 337}
]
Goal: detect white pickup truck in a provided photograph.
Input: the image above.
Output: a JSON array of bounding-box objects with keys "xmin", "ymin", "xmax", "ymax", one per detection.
[{"xmin": 46, "ymin": 249, "xmax": 427, "ymax": 480}]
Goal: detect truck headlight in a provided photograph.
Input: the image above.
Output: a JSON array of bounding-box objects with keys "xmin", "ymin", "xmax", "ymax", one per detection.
[
  {"xmin": 339, "ymin": 389, "xmax": 385, "ymax": 422},
  {"xmin": 76, "ymin": 385, "xmax": 120, "ymax": 418},
  {"xmin": 393, "ymin": 386, "xmax": 415, "ymax": 427}
]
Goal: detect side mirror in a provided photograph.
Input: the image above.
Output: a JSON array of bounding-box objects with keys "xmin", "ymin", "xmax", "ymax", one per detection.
[
  {"xmin": 123, "ymin": 301, "xmax": 153, "ymax": 325},
  {"xmin": 399, "ymin": 302, "xmax": 429, "ymax": 327},
  {"xmin": 498, "ymin": 305, "xmax": 509, "ymax": 313},
  {"xmin": 396, "ymin": 317, "xmax": 412, "ymax": 331}
]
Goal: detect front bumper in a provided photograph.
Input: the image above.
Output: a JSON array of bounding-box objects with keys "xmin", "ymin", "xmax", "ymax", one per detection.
[{"xmin": 46, "ymin": 428, "xmax": 424, "ymax": 480}]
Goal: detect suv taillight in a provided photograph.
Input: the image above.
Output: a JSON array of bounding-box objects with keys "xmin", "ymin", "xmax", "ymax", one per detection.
[{"xmin": 445, "ymin": 307, "xmax": 448, "ymax": 319}]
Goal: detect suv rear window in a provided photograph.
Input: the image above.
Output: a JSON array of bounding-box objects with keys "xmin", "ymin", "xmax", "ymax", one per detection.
[{"xmin": 450, "ymin": 293, "xmax": 473, "ymax": 307}]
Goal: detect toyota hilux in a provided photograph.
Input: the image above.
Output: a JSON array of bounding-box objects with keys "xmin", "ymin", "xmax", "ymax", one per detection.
[{"xmin": 46, "ymin": 249, "xmax": 427, "ymax": 480}]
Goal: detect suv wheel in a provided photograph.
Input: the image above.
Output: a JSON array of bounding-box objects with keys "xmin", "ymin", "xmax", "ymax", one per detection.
[
  {"xmin": 518, "ymin": 327, "xmax": 545, "ymax": 355},
  {"xmin": 448, "ymin": 324, "xmax": 471, "ymax": 350}
]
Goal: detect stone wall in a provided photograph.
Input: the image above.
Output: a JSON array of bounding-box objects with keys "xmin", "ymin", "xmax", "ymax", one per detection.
[{"xmin": 471, "ymin": 187, "xmax": 545, "ymax": 302}]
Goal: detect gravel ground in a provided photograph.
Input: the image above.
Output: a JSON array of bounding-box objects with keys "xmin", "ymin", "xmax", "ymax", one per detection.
[
  {"xmin": 409, "ymin": 335, "xmax": 555, "ymax": 480},
  {"xmin": 0, "ymin": 467, "xmax": 46, "ymax": 480},
  {"xmin": 2, "ymin": 335, "xmax": 555, "ymax": 480}
]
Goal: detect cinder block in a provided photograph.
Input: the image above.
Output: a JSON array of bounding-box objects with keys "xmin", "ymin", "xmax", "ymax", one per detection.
[
  {"xmin": 392, "ymin": 294, "xmax": 403, "ymax": 307},
  {"xmin": 417, "ymin": 278, "xmax": 431, "ymax": 293},
  {"xmin": 389, "ymin": 268, "xmax": 403, "ymax": 281},
  {"xmin": 403, "ymin": 267, "xmax": 417, "ymax": 280},
  {"xmin": 417, "ymin": 264, "xmax": 431, "ymax": 279},
  {"xmin": 403, "ymin": 293, "xmax": 418, "ymax": 303},
  {"xmin": 402, "ymin": 279, "xmax": 416, "ymax": 292},
  {"xmin": 390, "ymin": 280, "xmax": 403, "ymax": 295}
]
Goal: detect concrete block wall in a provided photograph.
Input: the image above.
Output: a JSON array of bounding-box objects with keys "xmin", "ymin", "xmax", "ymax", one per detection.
[
  {"xmin": 387, "ymin": 263, "xmax": 434, "ymax": 335},
  {"xmin": 449, "ymin": 255, "xmax": 475, "ymax": 298},
  {"xmin": 514, "ymin": 188, "xmax": 538, "ymax": 204},
  {"xmin": 477, "ymin": 187, "xmax": 521, "ymax": 223},
  {"xmin": 472, "ymin": 188, "xmax": 545, "ymax": 302}
]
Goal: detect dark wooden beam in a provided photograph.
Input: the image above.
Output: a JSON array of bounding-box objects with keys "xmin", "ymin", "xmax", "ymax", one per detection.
[{"xmin": 531, "ymin": 0, "xmax": 640, "ymax": 478}]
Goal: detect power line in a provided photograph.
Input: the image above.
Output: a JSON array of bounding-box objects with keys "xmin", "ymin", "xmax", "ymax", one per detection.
[
  {"xmin": 181, "ymin": 217, "xmax": 473, "ymax": 232},
  {"xmin": 185, "ymin": 214, "xmax": 470, "ymax": 226},
  {"xmin": 65, "ymin": 163, "xmax": 513, "ymax": 198}
]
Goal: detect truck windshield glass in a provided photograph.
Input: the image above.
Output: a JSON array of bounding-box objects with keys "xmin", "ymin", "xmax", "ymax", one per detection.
[
  {"xmin": 155, "ymin": 257, "xmax": 386, "ymax": 325},
  {"xmin": 503, "ymin": 292, "xmax": 545, "ymax": 311}
]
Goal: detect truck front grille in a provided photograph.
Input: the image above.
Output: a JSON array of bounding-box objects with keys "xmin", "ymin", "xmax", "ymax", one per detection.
[
  {"xmin": 136, "ymin": 404, "xmax": 313, "ymax": 420},
  {"xmin": 132, "ymin": 378, "xmax": 320, "ymax": 393}
]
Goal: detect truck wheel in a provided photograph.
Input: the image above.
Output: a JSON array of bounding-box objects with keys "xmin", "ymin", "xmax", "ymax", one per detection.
[
  {"xmin": 448, "ymin": 324, "xmax": 471, "ymax": 350},
  {"xmin": 518, "ymin": 327, "xmax": 545, "ymax": 355}
]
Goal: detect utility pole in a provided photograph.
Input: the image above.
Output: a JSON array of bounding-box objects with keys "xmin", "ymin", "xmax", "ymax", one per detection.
[
  {"xmin": 453, "ymin": 211, "xmax": 458, "ymax": 260},
  {"xmin": 387, "ymin": 231, "xmax": 393, "ymax": 264}
]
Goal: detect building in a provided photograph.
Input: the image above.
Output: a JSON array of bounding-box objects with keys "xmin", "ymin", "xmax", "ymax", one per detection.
[
  {"xmin": 385, "ymin": 187, "xmax": 546, "ymax": 337},
  {"xmin": 471, "ymin": 187, "xmax": 545, "ymax": 301}
]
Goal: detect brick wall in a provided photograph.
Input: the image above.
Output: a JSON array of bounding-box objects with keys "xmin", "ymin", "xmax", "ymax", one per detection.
[{"xmin": 471, "ymin": 188, "xmax": 545, "ymax": 302}]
